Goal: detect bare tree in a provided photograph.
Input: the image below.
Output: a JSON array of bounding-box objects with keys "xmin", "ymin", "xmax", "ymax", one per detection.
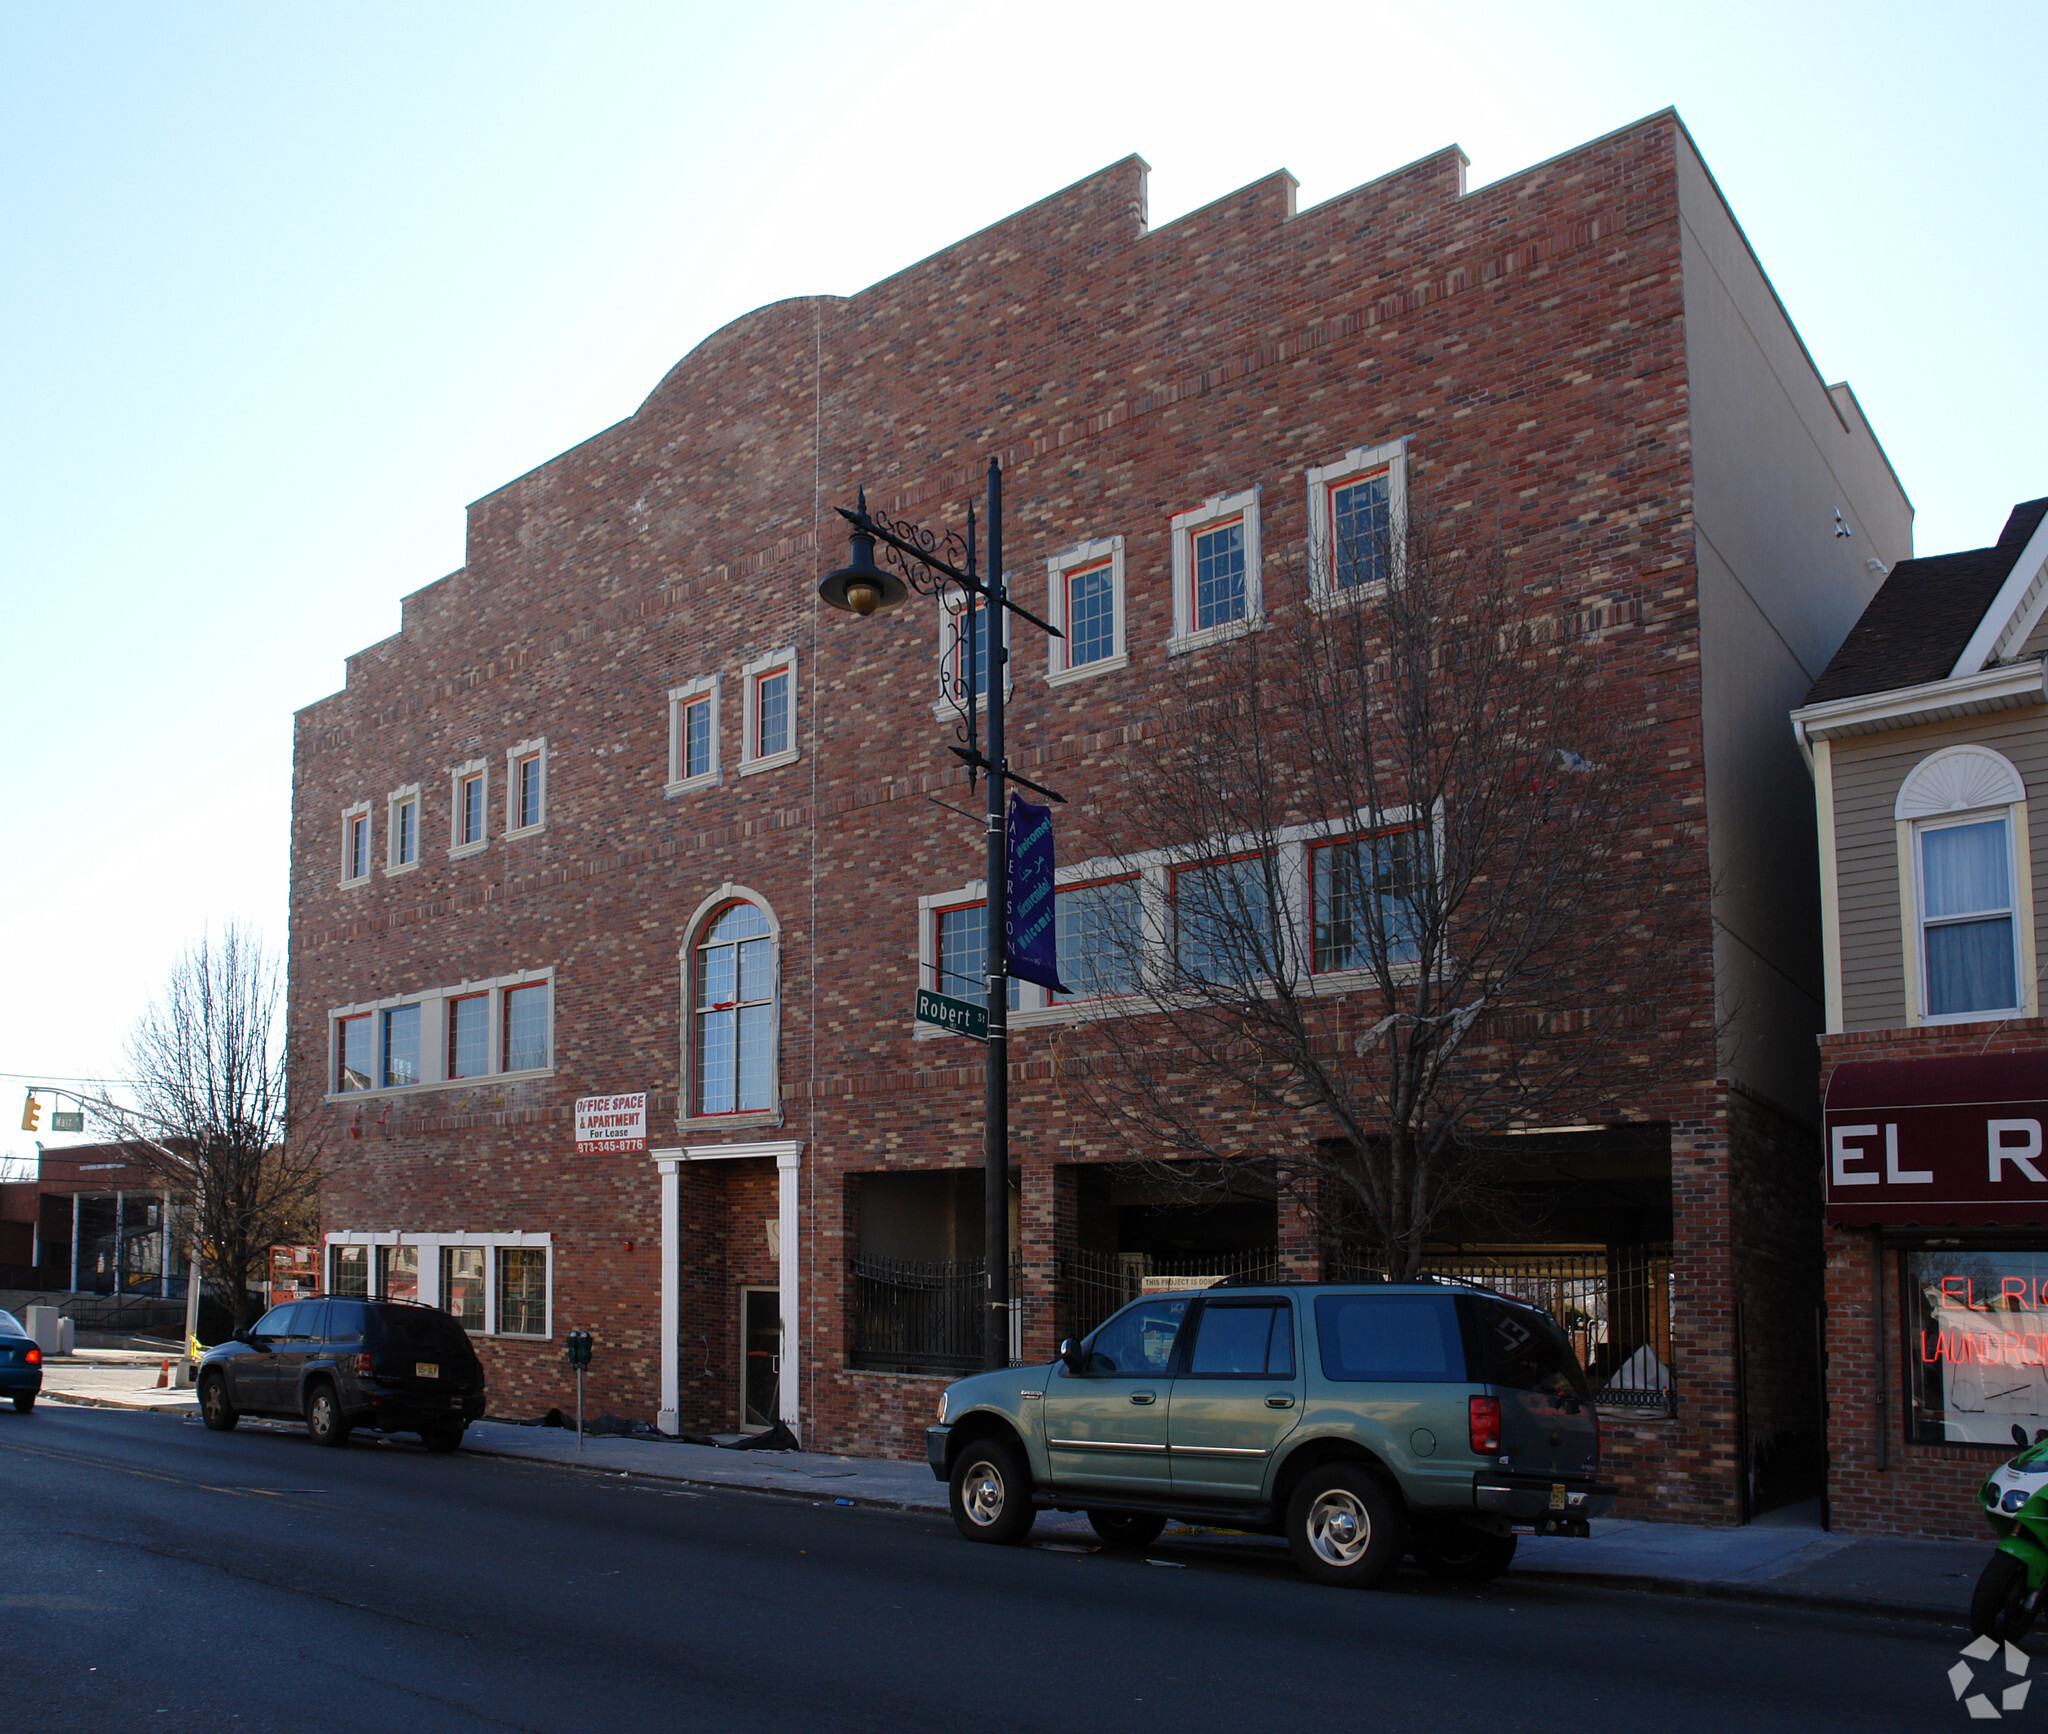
[
  {"xmin": 1058, "ymin": 498, "xmax": 1699, "ymax": 1278},
  {"xmin": 96, "ymin": 924, "xmax": 320, "ymax": 1329}
]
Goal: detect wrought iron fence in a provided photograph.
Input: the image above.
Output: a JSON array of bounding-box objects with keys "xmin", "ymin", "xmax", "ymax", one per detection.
[
  {"xmin": 1324, "ymin": 1242, "xmax": 1676, "ymax": 1413},
  {"xmin": 850, "ymin": 1255, "xmax": 988, "ymax": 1376},
  {"xmin": 1056, "ymin": 1245, "xmax": 1282, "ymax": 1344}
]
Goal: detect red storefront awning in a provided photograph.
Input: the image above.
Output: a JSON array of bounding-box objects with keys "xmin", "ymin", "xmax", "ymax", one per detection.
[{"xmin": 1825, "ymin": 1053, "xmax": 2048, "ymax": 1228}]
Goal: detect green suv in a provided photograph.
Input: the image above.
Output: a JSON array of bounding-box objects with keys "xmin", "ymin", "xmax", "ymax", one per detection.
[{"xmin": 926, "ymin": 1280, "xmax": 1614, "ymax": 1586}]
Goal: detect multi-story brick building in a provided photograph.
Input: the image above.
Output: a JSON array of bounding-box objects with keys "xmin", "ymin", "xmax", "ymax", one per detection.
[
  {"xmin": 1795, "ymin": 494, "xmax": 2048, "ymax": 1537},
  {"xmin": 291, "ymin": 110, "xmax": 1908, "ymax": 1522}
]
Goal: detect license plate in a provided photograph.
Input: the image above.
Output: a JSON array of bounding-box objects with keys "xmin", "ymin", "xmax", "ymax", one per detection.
[
  {"xmin": 416, "ymin": 1362, "xmax": 439, "ymax": 1380},
  {"xmin": 1549, "ymin": 1483, "xmax": 1567, "ymax": 1510}
]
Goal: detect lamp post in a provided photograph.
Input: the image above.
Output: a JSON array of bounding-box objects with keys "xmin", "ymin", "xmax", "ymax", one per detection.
[{"xmin": 820, "ymin": 458, "xmax": 1065, "ymax": 1371}]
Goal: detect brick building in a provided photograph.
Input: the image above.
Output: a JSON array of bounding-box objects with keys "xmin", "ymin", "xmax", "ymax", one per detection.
[
  {"xmin": 291, "ymin": 110, "xmax": 1907, "ymax": 1522},
  {"xmin": 1794, "ymin": 495, "xmax": 2048, "ymax": 1536}
]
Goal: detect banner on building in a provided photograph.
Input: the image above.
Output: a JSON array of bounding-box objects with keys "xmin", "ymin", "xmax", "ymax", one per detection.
[
  {"xmin": 1824, "ymin": 1054, "xmax": 2048, "ymax": 1226},
  {"xmin": 1005, "ymin": 793, "xmax": 1068, "ymax": 996},
  {"xmin": 575, "ymin": 1092, "xmax": 648, "ymax": 1155}
]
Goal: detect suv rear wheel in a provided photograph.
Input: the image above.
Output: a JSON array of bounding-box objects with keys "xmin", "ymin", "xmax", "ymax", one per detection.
[
  {"xmin": 305, "ymin": 1382, "xmax": 352, "ymax": 1448},
  {"xmin": 948, "ymin": 1435, "xmax": 1036, "ymax": 1546},
  {"xmin": 199, "ymin": 1373, "xmax": 238, "ymax": 1432},
  {"xmin": 1286, "ymin": 1465, "xmax": 1404, "ymax": 1588}
]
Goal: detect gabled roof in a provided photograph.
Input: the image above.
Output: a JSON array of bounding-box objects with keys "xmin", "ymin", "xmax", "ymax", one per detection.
[{"xmin": 1803, "ymin": 497, "xmax": 2048, "ymax": 706}]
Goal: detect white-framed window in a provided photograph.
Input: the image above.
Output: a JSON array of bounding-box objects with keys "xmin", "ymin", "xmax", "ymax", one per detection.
[
  {"xmin": 740, "ymin": 648, "xmax": 799, "ymax": 776},
  {"xmin": 1306, "ymin": 439, "xmax": 1408, "ymax": 602},
  {"xmin": 326, "ymin": 1230, "xmax": 553, "ymax": 1338},
  {"xmin": 1169, "ymin": 488, "xmax": 1262, "ymax": 653},
  {"xmin": 1310, "ymin": 827, "xmax": 1427, "ymax": 974},
  {"xmin": 667, "ymin": 674, "xmax": 721, "ymax": 795},
  {"xmin": 386, "ymin": 784, "xmax": 421, "ymax": 874},
  {"xmin": 341, "ymin": 802, "xmax": 372, "ymax": 887},
  {"xmin": 325, "ymin": 967, "xmax": 554, "ymax": 1100},
  {"xmin": 1045, "ymin": 536, "xmax": 1126, "ymax": 686},
  {"xmin": 449, "ymin": 759, "xmax": 488, "ymax": 858},
  {"xmin": 1051, "ymin": 876, "xmax": 1144, "ymax": 1002},
  {"xmin": 1897, "ymin": 746, "xmax": 2033, "ymax": 1024},
  {"xmin": 682, "ymin": 889, "xmax": 780, "ymax": 1122},
  {"xmin": 505, "ymin": 737, "xmax": 547, "ymax": 836},
  {"xmin": 934, "ymin": 587, "xmax": 1013, "ymax": 719}
]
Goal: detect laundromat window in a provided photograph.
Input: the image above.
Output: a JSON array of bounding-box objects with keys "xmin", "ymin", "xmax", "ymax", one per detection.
[{"xmin": 1905, "ymin": 1248, "xmax": 2048, "ymax": 1445}]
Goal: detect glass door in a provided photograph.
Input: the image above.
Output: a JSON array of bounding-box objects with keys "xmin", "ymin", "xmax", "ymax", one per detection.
[{"xmin": 741, "ymin": 1288, "xmax": 780, "ymax": 1430}]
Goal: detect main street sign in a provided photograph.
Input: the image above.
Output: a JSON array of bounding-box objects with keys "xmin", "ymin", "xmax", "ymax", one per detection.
[
  {"xmin": 915, "ymin": 988, "xmax": 987, "ymax": 1041},
  {"xmin": 50, "ymin": 1111, "xmax": 84, "ymax": 1133}
]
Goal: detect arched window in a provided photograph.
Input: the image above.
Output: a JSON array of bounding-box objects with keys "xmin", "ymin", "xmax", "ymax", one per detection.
[
  {"xmin": 692, "ymin": 898, "xmax": 776, "ymax": 1116},
  {"xmin": 1896, "ymin": 745, "xmax": 2032, "ymax": 1023}
]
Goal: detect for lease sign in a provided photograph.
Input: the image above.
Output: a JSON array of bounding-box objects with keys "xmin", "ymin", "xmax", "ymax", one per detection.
[{"xmin": 575, "ymin": 1092, "xmax": 647, "ymax": 1155}]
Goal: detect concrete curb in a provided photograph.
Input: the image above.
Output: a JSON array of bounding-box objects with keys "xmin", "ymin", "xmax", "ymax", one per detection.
[
  {"xmin": 1508, "ymin": 1565, "xmax": 1963, "ymax": 1626},
  {"xmin": 41, "ymin": 1392, "xmax": 199, "ymax": 1414}
]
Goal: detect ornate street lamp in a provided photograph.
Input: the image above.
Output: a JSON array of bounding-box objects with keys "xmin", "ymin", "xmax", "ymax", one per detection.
[{"xmin": 820, "ymin": 459, "xmax": 1063, "ymax": 1370}]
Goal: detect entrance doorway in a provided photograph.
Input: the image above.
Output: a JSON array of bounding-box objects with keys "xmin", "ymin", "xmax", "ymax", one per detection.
[{"xmin": 741, "ymin": 1287, "xmax": 780, "ymax": 1430}]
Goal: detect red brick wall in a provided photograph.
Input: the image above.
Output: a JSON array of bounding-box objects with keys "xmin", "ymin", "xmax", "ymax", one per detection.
[{"xmin": 291, "ymin": 116, "xmax": 1766, "ymax": 1506}]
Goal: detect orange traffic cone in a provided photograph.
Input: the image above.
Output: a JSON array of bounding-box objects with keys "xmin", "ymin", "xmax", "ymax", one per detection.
[{"xmin": 155, "ymin": 1360, "xmax": 169, "ymax": 1388}]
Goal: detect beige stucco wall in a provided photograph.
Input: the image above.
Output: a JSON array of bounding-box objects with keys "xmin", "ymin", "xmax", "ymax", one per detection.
[
  {"xmin": 1675, "ymin": 130, "xmax": 1913, "ymax": 1115},
  {"xmin": 1828, "ymin": 708, "xmax": 2048, "ymax": 1030}
]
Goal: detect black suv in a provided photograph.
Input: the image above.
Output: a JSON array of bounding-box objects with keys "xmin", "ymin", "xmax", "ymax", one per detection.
[{"xmin": 198, "ymin": 1297, "xmax": 487, "ymax": 1452}]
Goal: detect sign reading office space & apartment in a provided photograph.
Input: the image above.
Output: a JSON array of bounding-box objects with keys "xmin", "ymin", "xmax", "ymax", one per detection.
[{"xmin": 575, "ymin": 1092, "xmax": 647, "ymax": 1155}]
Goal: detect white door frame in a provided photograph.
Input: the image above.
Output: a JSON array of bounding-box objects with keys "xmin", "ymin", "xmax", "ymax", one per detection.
[{"xmin": 651, "ymin": 1140, "xmax": 803, "ymax": 1438}]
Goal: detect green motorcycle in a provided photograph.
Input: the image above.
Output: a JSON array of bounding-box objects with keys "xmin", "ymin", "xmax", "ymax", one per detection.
[{"xmin": 1974, "ymin": 1422, "xmax": 2048, "ymax": 1641}]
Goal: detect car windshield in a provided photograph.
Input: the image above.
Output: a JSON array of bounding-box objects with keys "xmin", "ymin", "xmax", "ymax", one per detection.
[
  {"xmin": 0, "ymin": 1309, "xmax": 23, "ymax": 1336},
  {"xmin": 374, "ymin": 1306, "xmax": 471, "ymax": 1352}
]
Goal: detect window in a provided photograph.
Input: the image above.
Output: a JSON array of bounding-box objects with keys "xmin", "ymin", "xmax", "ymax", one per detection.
[
  {"xmin": 505, "ymin": 738, "xmax": 546, "ymax": 835},
  {"xmin": 667, "ymin": 675, "xmax": 720, "ymax": 794},
  {"xmin": 441, "ymin": 1247, "xmax": 486, "ymax": 1328},
  {"xmin": 1169, "ymin": 489, "xmax": 1261, "ymax": 651},
  {"xmin": 342, "ymin": 804, "xmax": 372, "ymax": 885},
  {"xmin": 335, "ymin": 1014, "xmax": 373, "ymax": 1092},
  {"xmin": 382, "ymin": 1004, "xmax": 420, "ymax": 1088},
  {"xmin": 1045, "ymin": 536, "xmax": 1126, "ymax": 685},
  {"xmin": 377, "ymin": 1244, "xmax": 419, "ymax": 1303},
  {"xmin": 933, "ymin": 901, "xmax": 1020, "ymax": 1011},
  {"xmin": 387, "ymin": 785, "xmax": 420, "ymax": 873},
  {"xmin": 1307, "ymin": 440, "xmax": 1408, "ymax": 600},
  {"xmin": 937, "ymin": 591, "xmax": 1011, "ymax": 715},
  {"xmin": 1185, "ymin": 1300, "xmax": 1294, "ymax": 1378},
  {"xmin": 1898, "ymin": 745, "xmax": 2032, "ymax": 1023},
  {"xmin": 497, "ymin": 1246, "xmax": 548, "ymax": 1336},
  {"xmin": 1315, "ymin": 1293, "xmax": 1463, "ymax": 1382},
  {"xmin": 740, "ymin": 648, "xmax": 798, "ymax": 774},
  {"xmin": 1082, "ymin": 1295, "xmax": 1190, "ymax": 1376},
  {"xmin": 330, "ymin": 1244, "xmax": 369, "ymax": 1296},
  {"xmin": 450, "ymin": 760, "xmax": 487, "ymax": 857},
  {"xmin": 695, "ymin": 901, "xmax": 775, "ymax": 1115},
  {"xmin": 447, "ymin": 993, "xmax": 488, "ymax": 1079},
  {"xmin": 1174, "ymin": 855, "xmax": 1276, "ymax": 985},
  {"xmin": 1905, "ymin": 1247, "xmax": 2048, "ymax": 1445},
  {"xmin": 1312, "ymin": 830, "xmax": 1426, "ymax": 973},
  {"xmin": 503, "ymin": 981, "xmax": 550, "ymax": 1073},
  {"xmin": 1054, "ymin": 878, "xmax": 1141, "ymax": 1001}
]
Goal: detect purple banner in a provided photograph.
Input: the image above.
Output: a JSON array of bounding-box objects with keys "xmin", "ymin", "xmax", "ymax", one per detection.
[{"xmin": 1005, "ymin": 793, "xmax": 1067, "ymax": 995}]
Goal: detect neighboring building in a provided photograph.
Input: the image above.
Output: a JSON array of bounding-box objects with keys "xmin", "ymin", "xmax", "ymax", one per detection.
[
  {"xmin": 292, "ymin": 109, "xmax": 1907, "ymax": 1522},
  {"xmin": 1794, "ymin": 495, "xmax": 2048, "ymax": 1537},
  {"xmin": 0, "ymin": 1142, "xmax": 183, "ymax": 1295}
]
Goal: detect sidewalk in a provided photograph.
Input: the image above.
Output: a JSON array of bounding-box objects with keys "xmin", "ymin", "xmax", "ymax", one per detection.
[{"xmin": 37, "ymin": 1350, "xmax": 200, "ymax": 1412}]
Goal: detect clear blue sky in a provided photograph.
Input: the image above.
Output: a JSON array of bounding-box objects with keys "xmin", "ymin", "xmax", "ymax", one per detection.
[{"xmin": 3, "ymin": 1, "xmax": 2042, "ymax": 1175}]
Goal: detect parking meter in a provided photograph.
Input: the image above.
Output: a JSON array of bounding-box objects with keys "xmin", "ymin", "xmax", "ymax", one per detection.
[{"xmin": 566, "ymin": 1329, "xmax": 594, "ymax": 1445}]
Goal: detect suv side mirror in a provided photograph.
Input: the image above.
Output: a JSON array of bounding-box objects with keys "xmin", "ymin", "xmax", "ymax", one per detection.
[{"xmin": 1059, "ymin": 1337, "xmax": 1088, "ymax": 1376}]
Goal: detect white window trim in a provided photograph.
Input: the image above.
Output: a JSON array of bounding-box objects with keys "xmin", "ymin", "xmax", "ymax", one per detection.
[
  {"xmin": 667, "ymin": 674, "xmax": 722, "ymax": 796},
  {"xmin": 1905, "ymin": 805, "xmax": 2035, "ymax": 1027},
  {"xmin": 324, "ymin": 1229, "xmax": 553, "ymax": 1339},
  {"xmin": 324, "ymin": 965, "xmax": 555, "ymax": 1102},
  {"xmin": 678, "ymin": 883, "xmax": 784, "ymax": 1130},
  {"xmin": 505, "ymin": 737, "xmax": 548, "ymax": 838},
  {"xmin": 449, "ymin": 759, "xmax": 489, "ymax": 859},
  {"xmin": 739, "ymin": 648, "xmax": 800, "ymax": 776},
  {"xmin": 913, "ymin": 805, "xmax": 1437, "ymax": 1035},
  {"xmin": 341, "ymin": 801, "xmax": 373, "ymax": 888},
  {"xmin": 1306, "ymin": 438, "xmax": 1409, "ymax": 606},
  {"xmin": 933, "ymin": 585, "xmax": 1014, "ymax": 720},
  {"xmin": 385, "ymin": 783, "xmax": 422, "ymax": 876},
  {"xmin": 1169, "ymin": 487, "xmax": 1262, "ymax": 654},
  {"xmin": 1045, "ymin": 536, "xmax": 1127, "ymax": 687}
]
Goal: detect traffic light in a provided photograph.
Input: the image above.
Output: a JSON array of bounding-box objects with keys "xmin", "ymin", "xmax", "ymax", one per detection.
[
  {"xmin": 565, "ymin": 1328, "xmax": 593, "ymax": 1369},
  {"xmin": 19, "ymin": 1093, "xmax": 39, "ymax": 1134}
]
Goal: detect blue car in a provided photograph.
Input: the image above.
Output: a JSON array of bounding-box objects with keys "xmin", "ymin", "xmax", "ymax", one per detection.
[{"xmin": 0, "ymin": 1310, "xmax": 44, "ymax": 1413}]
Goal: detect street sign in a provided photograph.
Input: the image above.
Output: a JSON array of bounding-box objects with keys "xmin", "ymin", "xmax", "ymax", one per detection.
[
  {"xmin": 574, "ymin": 1092, "xmax": 647, "ymax": 1154},
  {"xmin": 914, "ymin": 988, "xmax": 987, "ymax": 1041},
  {"xmin": 50, "ymin": 1111, "xmax": 84, "ymax": 1133}
]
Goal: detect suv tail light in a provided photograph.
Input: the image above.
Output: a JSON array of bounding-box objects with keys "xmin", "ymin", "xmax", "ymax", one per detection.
[
  {"xmin": 354, "ymin": 1351, "xmax": 375, "ymax": 1376},
  {"xmin": 1469, "ymin": 1395, "xmax": 1501, "ymax": 1455},
  {"xmin": 24, "ymin": 1346, "xmax": 40, "ymax": 1367}
]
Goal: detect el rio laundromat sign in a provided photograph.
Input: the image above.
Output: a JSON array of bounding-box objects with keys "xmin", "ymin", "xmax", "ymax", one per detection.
[{"xmin": 1824, "ymin": 1054, "xmax": 2048, "ymax": 1227}]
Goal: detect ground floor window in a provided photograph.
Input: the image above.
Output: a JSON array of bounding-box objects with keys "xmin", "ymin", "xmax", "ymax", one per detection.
[
  {"xmin": 497, "ymin": 1246, "xmax": 548, "ymax": 1336},
  {"xmin": 442, "ymin": 1247, "xmax": 486, "ymax": 1327},
  {"xmin": 330, "ymin": 1244, "xmax": 369, "ymax": 1295},
  {"xmin": 324, "ymin": 1233, "xmax": 549, "ymax": 1336},
  {"xmin": 378, "ymin": 1244, "xmax": 419, "ymax": 1303},
  {"xmin": 1905, "ymin": 1245, "xmax": 2048, "ymax": 1445}
]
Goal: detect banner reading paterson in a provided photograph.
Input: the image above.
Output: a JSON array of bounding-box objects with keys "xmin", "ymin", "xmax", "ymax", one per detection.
[{"xmin": 574, "ymin": 1092, "xmax": 648, "ymax": 1155}]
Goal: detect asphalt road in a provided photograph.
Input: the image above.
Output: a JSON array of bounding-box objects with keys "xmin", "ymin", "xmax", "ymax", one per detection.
[{"xmin": 0, "ymin": 1404, "xmax": 1991, "ymax": 1733}]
